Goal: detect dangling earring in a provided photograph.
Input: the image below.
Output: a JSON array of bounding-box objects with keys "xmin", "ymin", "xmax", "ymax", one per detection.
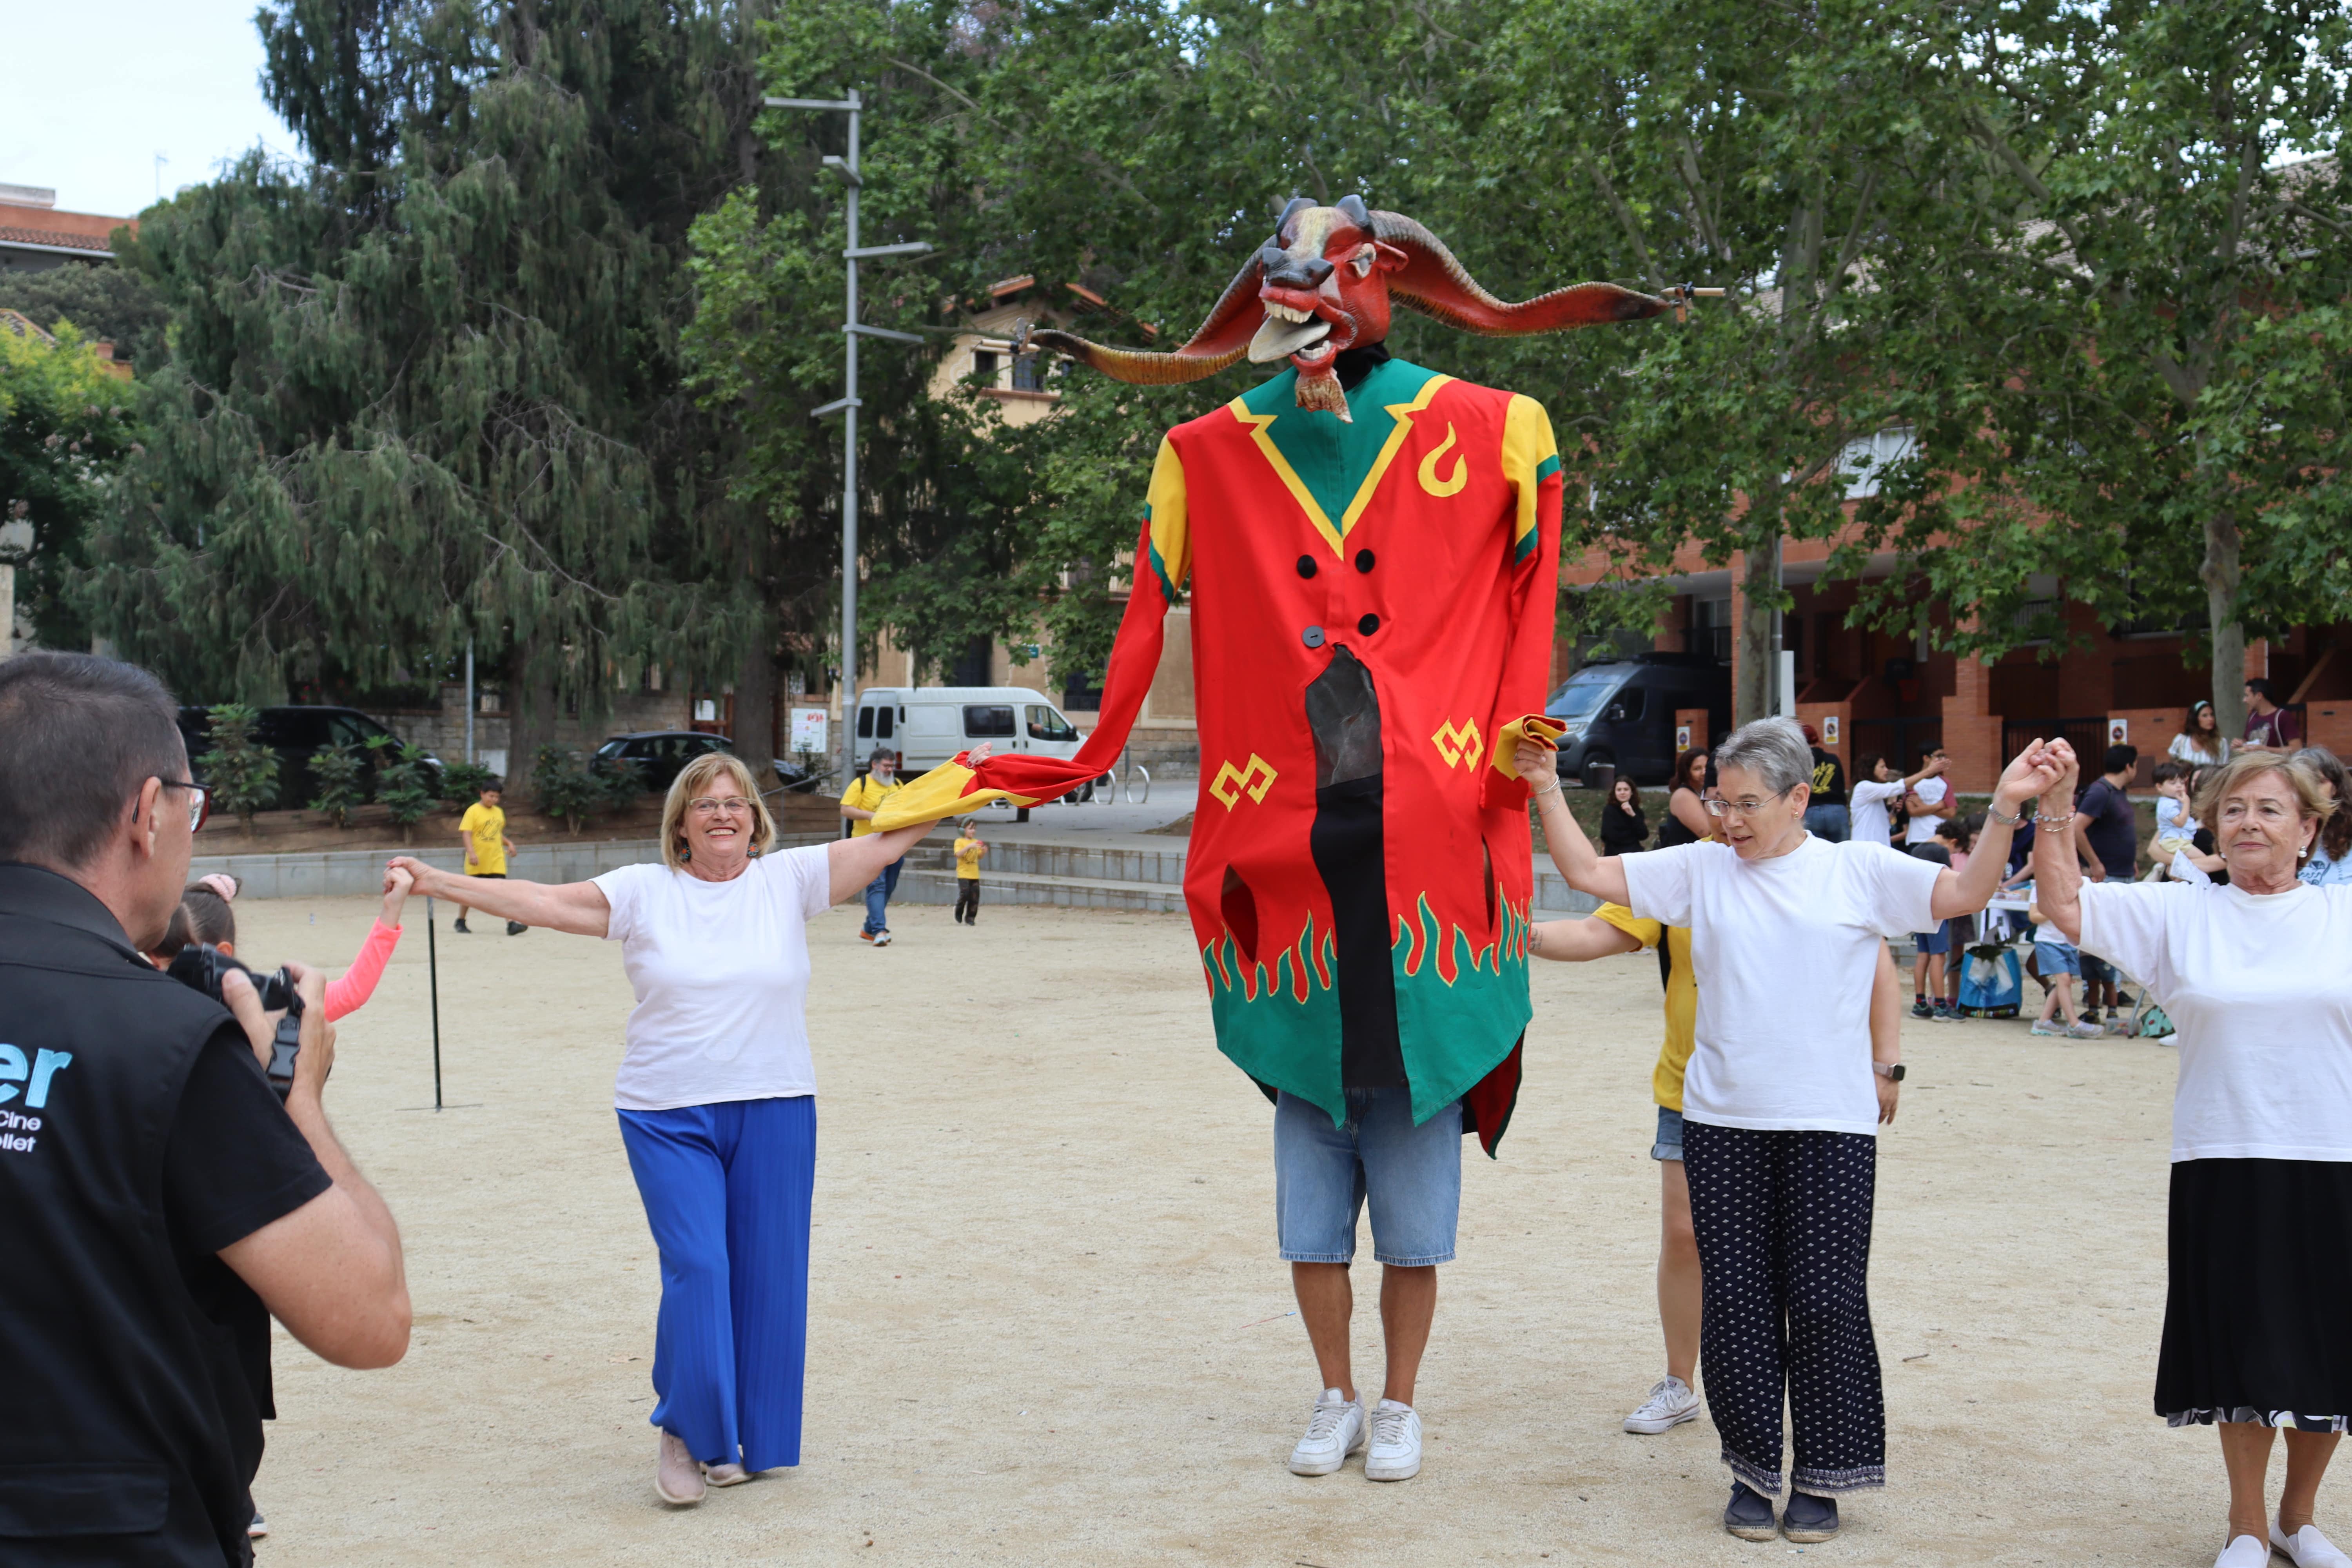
[{"xmin": 680, "ymin": 842, "xmax": 691, "ymax": 862}]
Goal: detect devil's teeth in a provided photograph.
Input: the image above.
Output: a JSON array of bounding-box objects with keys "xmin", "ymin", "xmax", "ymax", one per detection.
[
  {"xmin": 1265, "ymin": 302, "xmax": 1311, "ymax": 323},
  {"xmin": 1249, "ymin": 314, "xmax": 1332, "ymax": 362}
]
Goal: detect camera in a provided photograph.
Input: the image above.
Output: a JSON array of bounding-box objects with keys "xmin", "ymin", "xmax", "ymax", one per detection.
[{"xmin": 166, "ymin": 943, "xmax": 303, "ymax": 1101}]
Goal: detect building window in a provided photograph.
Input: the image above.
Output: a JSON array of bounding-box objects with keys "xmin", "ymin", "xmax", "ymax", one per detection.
[
  {"xmin": 971, "ymin": 348, "xmax": 999, "ymax": 385},
  {"xmin": 1839, "ymin": 426, "xmax": 1916, "ymax": 499},
  {"xmin": 1691, "ymin": 597, "xmax": 1733, "ymax": 665}
]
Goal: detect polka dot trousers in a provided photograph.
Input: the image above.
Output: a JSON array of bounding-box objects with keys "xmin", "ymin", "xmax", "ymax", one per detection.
[{"xmin": 1682, "ymin": 1119, "xmax": 1886, "ymax": 1497}]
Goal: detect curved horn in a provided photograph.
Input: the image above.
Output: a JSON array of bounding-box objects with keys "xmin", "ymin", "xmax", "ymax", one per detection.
[
  {"xmin": 1024, "ymin": 249, "xmax": 1265, "ymax": 386},
  {"xmin": 1369, "ymin": 210, "xmax": 1668, "ymax": 334}
]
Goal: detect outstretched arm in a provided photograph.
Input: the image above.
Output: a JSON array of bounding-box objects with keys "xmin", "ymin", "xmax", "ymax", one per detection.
[
  {"xmin": 1529, "ymin": 916, "xmax": 1643, "ymax": 963},
  {"xmin": 1516, "ymin": 740, "xmax": 1631, "ymax": 906},
  {"xmin": 827, "ymin": 824, "xmax": 933, "ymax": 906},
  {"xmin": 386, "ymin": 857, "xmax": 610, "ymax": 936},
  {"xmin": 1927, "ymin": 743, "xmax": 2063, "ymax": 920}
]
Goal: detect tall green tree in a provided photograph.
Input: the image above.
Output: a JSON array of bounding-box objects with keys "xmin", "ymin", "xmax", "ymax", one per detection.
[
  {"xmin": 0, "ymin": 320, "xmax": 139, "ymax": 652},
  {"xmin": 80, "ymin": 0, "xmax": 797, "ymax": 788},
  {"xmin": 1833, "ymin": 0, "xmax": 2352, "ymax": 734}
]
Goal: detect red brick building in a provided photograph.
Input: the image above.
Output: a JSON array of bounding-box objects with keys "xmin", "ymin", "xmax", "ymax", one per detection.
[{"xmin": 1561, "ymin": 523, "xmax": 2352, "ymax": 795}]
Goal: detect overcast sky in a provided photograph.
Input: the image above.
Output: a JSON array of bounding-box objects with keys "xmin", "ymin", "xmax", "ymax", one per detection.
[{"xmin": 0, "ymin": 1, "xmax": 298, "ymax": 218}]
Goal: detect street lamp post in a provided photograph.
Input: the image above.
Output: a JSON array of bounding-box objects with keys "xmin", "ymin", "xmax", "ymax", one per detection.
[{"xmin": 762, "ymin": 89, "xmax": 932, "ymax": 792}]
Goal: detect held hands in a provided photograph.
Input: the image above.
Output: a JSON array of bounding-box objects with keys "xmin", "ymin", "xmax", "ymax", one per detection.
[
  {"xmin": 386, "ymin": 855, "xmax": 441, "ymax": 897},
  {"xmin": 2034, "ymin": 738, "xmax": 2082, "ymax": 811},
  {"xmin": 1992, "ymin": 740, "xmax": 2068, "ymax": 817}
]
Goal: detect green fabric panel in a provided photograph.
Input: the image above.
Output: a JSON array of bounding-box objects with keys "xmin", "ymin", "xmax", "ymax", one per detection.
[
  {"xmin": 1239, "ymin": 359, "xmax": 1442, "ymax": 535},
  {"xmin": 1391, "ymin": 893, "xmax": 1534, "ymax": 1126},
  {"xmin": 1207, "ymin": 919, "xmax": 1346, "ymax": 1126},
  {"xmin": 1535, "ymin": 452, "xmax": 1561, "ymax": 483}
]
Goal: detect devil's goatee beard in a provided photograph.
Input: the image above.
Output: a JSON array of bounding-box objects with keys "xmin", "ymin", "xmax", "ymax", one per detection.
[{"xmin": 1294, "ymin": 363, "xmax": 1349, "ymax": 421}]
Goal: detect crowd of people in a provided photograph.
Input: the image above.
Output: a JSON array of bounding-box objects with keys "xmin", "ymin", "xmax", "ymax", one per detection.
[{"xmin": 6, "ymin": 644, "xmax": 2350, "ymax": 1568}]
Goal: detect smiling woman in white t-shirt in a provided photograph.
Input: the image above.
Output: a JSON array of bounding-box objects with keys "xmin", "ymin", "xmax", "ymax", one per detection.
[
  {"xmin": 392, "ymin": 751, "xmax": 928, "ymax": 1508},
  {"xmin": 2035, "ymin": 744, "xmax": 2352, "ymax": 1568},
  {"xmin": 1521, "ymin": 716, "xmax": 2054, "ymax": 1545}
]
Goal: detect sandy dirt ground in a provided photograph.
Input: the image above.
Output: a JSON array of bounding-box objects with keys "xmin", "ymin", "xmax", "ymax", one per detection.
[{"xmin": 229, "ymin": 890, "xmax": 2227, "ymax": 1566}]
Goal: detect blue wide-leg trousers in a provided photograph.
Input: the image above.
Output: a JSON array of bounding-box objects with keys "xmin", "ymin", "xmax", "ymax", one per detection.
[{"xmin": 616, "ymin": 1094, "xmax": 815, "ymax": 1472}]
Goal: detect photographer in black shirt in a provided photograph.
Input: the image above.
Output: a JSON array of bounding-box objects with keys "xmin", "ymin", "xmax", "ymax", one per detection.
[{"xmin": 0, "ymin": 652, "xmax": 409, "ymax": 1566}]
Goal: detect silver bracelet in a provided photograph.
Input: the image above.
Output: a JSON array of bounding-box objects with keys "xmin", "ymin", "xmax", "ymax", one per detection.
[
  {"xmin": 2034, "ymin": 809, "xmax": 2076, "ymax": 827},
  {"xmin": 1985, "ymin": 800, "xmax": 2024, "ymax": 828},
  {"xmin": 1531, "ymin": 780, "xmax": 1563, "ymax": 802}
]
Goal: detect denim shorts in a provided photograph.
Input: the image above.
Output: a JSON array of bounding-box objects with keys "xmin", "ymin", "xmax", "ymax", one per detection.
[
  {"xmin": 2079, "ymin": 953, "xmax": 2116, "ymax": 987},
  {"xmin": 1651, "ymin": 1106, "xmax": 1685, "ymax": 1162},
  {"xmin": 1913, "ymin": 920, "xmax": 1952, "ymax": 956},
  {"xmin": 2034, "ymin": 939, "xmax": 2082, "ymax": 977},
  {"xmin": 1274, "ymin": 1087, "xmax": 1461, "ymax": 1267}
]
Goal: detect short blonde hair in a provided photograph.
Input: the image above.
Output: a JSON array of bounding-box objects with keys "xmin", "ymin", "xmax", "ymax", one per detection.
[
  {"xmin": 659, "ymin": 750, "xmax": 778, "ymax": 872},
  {"xmin": 2190, "ymin": 751, "xmax": 2336, "ymax": 831}
]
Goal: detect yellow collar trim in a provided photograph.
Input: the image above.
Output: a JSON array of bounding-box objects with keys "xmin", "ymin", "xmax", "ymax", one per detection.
[{"xmin": 1225, "ymin": 373, "xmax": 1455, "ymax": 559}]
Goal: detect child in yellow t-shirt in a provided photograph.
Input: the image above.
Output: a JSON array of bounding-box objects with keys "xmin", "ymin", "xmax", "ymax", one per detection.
[
  {"xmin": 455, "ymin": 780, "xmax": 522, "ymax": 935},
  {"xmin": 951, "ymin": 817, "xmax": 986, "ymax": 926}
]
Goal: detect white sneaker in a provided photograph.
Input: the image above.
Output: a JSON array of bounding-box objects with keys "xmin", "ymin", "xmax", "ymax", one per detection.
[
  {"xmin": 1288, "ymin": 1388, "xmax": 1366, "ymax": 1476},
  {"xmin": 655, "ymin": 1430, "xmax": 706, "ymax": 1506},
  {"xmin": 872, "ymin": 930, "xmax": 894, "ymax": 947},
  {"xmin": 2218, "ymin": 1533, "xmax": 2272, "ymax": 1567},
  {"xmin": 2068, "ymin": 1019, "xmax": 2107, "ymax": 1039},
  {"xmin": 1624, "ymin": 1374, "xmax": 1702, "ymax": 1434},
  {"xmin": 1365, "ymin": 1398, "xmax": 1422, "ymax": 1481},
  {"xmin": 2276, "ymin": 1521, "xmax": 2352, "ymax": 1568}
]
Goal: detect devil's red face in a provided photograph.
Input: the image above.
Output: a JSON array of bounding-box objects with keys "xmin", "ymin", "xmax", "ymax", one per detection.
[{"xmin": 1249, "ymin": 207, "xmax": 1410, "ymax": 376}]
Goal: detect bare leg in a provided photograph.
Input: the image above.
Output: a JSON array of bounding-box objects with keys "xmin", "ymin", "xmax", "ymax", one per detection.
[
  {"xmin": 1379, "ymin": 1264, "xmax": 1437, "ymax": 1407},
  {"xmin": 2281, "ymin": 1428, "xmax": 2341, "ymax": 1534},
  {"xmin": 1292, "ymin": 1262, "xmax": 1355, "ymax": 1401},
  {"xmin": 2220, "ymin": 1421, "xmax": 2278, "ymax": 1546},
  {"xmin": 1657, "ymin": 1159, "xmax": 1702, "ymax": 1385}
]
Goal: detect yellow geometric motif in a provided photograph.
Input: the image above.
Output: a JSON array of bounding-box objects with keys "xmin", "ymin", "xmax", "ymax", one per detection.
[
  {"xmin": 1209, "ymin": 753, "xmax": 1279, "ymax": 809},
  {"xmin": 1430, "ymin": 719, "xmax": 1484, "ymax": 771}
]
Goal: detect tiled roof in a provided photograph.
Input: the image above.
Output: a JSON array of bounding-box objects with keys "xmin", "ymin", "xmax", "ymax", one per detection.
[{"xmin": 0, "ymin": 225, "xmax": 113, "ymax": 253}]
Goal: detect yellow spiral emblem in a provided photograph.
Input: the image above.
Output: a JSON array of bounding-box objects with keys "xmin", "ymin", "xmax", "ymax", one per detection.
[
  {"xmin": 1430, "ymin": 718, "xmax": 1483, "ymax": 770},
  {"xmin": 1417, "ymin": 422, "xmax": 1467, "ymax": 497}
]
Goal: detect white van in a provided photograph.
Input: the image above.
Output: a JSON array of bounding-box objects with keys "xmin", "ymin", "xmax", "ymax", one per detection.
[{"xmin": 852, "ymin": 686, "xmax": 1090, "ymax": 783}]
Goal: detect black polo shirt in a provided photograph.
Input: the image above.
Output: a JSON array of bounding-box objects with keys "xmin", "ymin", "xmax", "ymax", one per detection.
[{"xmin": 0, "ymin": 863, "xmax": 330, "ymax": 1566}]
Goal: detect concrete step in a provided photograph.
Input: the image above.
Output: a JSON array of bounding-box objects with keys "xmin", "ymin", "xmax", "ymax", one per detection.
[{"xmin": 897, "ymin": 867, "xmax": 1187, "ymax": 915}]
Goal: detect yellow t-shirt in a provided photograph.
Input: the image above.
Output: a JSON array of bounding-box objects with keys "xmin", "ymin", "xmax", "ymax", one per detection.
[
  {"xmin": 459, "ymin": 802, "xmax": 507, "ymax": 876},
  {"xmin": 952, "ymin": 836, "xmax": 984, "ymax": 879},
  {"xmin": 840, "ymin": 775, "xmax": 900, "ymax": 838},
  {"xmin": 1593, "ymin": 903, "xmax": 1697, "ymax": 1111}
]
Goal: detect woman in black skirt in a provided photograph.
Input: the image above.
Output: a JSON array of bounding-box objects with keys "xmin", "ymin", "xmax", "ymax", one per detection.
[
  {"xmin": 1599, "ymin": 775, "xmax": 1650, "ymax": 855},
  {"xmin": 2035, "ymin": 744, "xmax": 2352, "ymax": 1568}
]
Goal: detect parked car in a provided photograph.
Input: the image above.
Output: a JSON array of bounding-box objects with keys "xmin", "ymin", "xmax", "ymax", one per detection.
[
  {"xmin": 178, "ymin": 705, "xmax": 446, "ymax": 812},
  {"xmin": 590, "ymin": 731, "xmax": 818, "ymax": 795},
  {"xmin": 1546, "ymin": 653, "xmax": 1732, "ymax": 786}
]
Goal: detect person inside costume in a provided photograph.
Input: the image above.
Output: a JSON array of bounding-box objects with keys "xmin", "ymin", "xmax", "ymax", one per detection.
[{"xmin": 873, "ymin": 194, "xmax": 1669, "ymax": 1481}]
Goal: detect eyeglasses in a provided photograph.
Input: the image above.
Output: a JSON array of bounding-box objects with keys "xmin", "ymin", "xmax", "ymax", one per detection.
[
  {"xmin": 157, "ymin": 779, "xmax": 211, "ymax": 833},
  {"xmin": 1704, "ymin": 787, "xmax": 1795, "ymax": 818},
  {"xmin": 688, "ymin": 796, "xmax": 755, "ymax": 817}
]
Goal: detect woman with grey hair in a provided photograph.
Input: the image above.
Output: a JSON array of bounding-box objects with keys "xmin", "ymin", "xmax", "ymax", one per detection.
[{"xmin": 1518, "ymin": 716, "xmax": 2057, "ymax": 1544}]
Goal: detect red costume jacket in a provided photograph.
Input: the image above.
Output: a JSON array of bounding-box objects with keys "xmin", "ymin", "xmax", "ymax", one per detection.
[{"xmin": 877, "ymin": 356, "xmax": 1562, "ymax": 1150}]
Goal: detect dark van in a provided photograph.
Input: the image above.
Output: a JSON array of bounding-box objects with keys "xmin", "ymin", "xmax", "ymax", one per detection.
[
  {"xmin": 178, "ymin": 705, "xmax": 445, "ymax": 812},
  {"xmin": 1546, "ymin": 654, "xmax": 1731, "ymax": 785}
]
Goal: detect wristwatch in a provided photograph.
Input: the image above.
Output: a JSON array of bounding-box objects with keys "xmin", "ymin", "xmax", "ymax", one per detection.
[{"xmin": 1874, "ymin": 1062, "xmax": 1906, "ymax": 1081}]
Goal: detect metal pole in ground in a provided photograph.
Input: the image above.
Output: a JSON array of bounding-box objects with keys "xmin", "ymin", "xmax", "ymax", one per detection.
[
  {"xmin": 761, "ymin": 90, "xmax": 930, "ymax": 791},
  {"xmin": 426, "ymin": 895, "xmax": 443, "ymax": 1110}
]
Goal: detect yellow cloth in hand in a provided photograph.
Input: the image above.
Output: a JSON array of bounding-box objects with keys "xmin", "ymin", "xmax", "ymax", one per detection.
[
  {"xmin": 868, "ymin": 760, "xmax": 1042, "ymax": 832},
  {"xmin": 1489, "ymin": 714, "xmax": 1568, "ymax": 779}
]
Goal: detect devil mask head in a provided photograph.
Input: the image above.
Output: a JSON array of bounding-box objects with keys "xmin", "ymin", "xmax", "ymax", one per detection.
[{"xmin": 1024, "ymin": 195, "xmax": 1668, "ymax": 421}]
